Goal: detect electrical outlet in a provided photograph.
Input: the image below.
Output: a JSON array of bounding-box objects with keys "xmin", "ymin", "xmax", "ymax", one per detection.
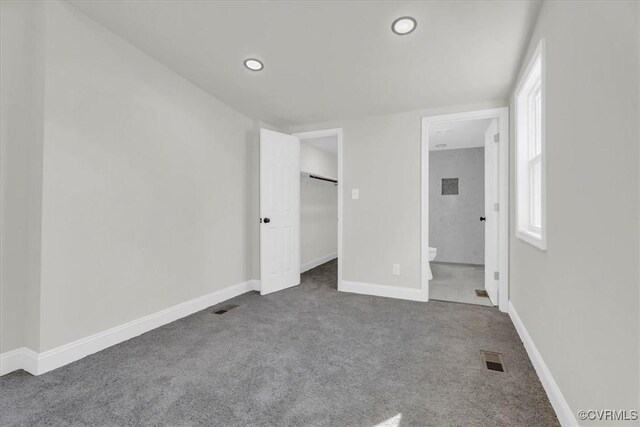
[
  {"xmin": 392, "ymin": 264, "xmax": 400, "ymax": 275},
  {"xmin": 352, "ymin": 188, "xmax": 359, "ymax": 200}
]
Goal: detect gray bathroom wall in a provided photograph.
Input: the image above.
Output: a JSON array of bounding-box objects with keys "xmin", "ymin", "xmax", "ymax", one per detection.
[{"xmin": 429, "ymin": 147, "xmax": 485, "ymax": 264}]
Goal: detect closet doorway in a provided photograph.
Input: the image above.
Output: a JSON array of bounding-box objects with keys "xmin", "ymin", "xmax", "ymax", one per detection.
[{"xmin": 293, "ymin": 129, "xmax": 343, "ymax": 287}]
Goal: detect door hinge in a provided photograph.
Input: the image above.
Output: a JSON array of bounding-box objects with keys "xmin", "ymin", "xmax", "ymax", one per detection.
[
  {"xmin": 494, "ymin": 271, "xmax": 500, "ymax": 280},
  {"xmin": 494, "ymin": 202, "xmax": 499, "ymax": 212},
  {"xmin": 494, "ymin": 133, "xmax": 500, "ymax": 143}
]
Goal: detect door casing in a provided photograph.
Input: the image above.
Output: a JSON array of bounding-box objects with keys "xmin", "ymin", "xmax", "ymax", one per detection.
[{"xmin": 421, "ymin": 108, "xmax": 510, "ymax": 312}]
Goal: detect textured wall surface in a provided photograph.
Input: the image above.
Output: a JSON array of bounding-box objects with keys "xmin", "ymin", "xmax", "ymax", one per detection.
[{"xmin": 429, "ymin": 147, "xmax": 485, "ymax": 264}]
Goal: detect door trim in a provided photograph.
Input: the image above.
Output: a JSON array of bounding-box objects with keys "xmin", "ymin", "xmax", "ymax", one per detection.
[
  {"xmin": 292, "ymin": 128, "xmax": 343, "ymax": 289},
  {"xmin": 421, "ymin": 108, "xmax": 510, "ymax": 312}
]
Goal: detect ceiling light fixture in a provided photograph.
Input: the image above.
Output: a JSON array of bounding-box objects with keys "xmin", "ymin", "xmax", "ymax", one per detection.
[
  {"xmin": 436, "ymin": 144, "xmax": 447, "ymax": 148},
  {"xmin": 392, "ymin": 16, "xmax": 417, "ymax": 35},
  {"xmin": 244, "ymin": 58, "xmax": 264, "ymax": 71}
]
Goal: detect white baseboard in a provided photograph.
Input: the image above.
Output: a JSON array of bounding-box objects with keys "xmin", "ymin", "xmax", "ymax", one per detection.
[
  {"xmin": 508, "ymin": 302, "xmax": 577, "ymax": 426},
  {"xmin": 301, "ymin": 253, "xmax": 337, "ymax": 273},
  {"xmin": 1, "ymin": 279, "xmax": 259, "ymax": 377},
  {"xmin": 0, "ymin": 347, "xmax": 38, "ymax": 376},
  {"xmin": 340, "ymin": 280, "xmax": 428, "ymax": 302}
]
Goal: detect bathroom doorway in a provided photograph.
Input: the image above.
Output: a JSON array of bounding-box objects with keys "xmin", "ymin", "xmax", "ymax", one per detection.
[{"xmin": 421, "ymin": 108, "xmax": 509, "ymax": 311}]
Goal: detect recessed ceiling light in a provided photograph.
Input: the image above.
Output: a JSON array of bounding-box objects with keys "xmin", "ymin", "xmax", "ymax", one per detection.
[
  {"xmin": 436, "ymin": 144, "xmax": 447, "ymax": 148},
  {"xmin": 244, "ymin": 58, "xmax": 263, "ymax": 71},
  {"xmin": 392, "ymin": 16, "xmax": 417, "ymax": 35}
]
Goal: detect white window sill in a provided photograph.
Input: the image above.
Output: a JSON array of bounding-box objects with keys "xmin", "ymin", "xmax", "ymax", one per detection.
[{"xmin": 516, "ymin": 229, "xmax": 547, "ymax": 251}]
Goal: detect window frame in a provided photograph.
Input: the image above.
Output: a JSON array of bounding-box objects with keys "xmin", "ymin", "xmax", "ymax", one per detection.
[{"xmin": 515, "ymin": 39, "xmax": 547, "ymax": 250}]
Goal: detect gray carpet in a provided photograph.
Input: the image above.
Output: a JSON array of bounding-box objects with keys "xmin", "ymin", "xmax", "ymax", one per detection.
[{"xmin": 0, "ymin": 260, "xmax": 558, "ymax": 426}]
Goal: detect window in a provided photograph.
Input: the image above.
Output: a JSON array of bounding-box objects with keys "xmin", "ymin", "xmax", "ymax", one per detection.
[{"xmin": 515, "ymin": 40, "xmax": 546, "ymax": 250}]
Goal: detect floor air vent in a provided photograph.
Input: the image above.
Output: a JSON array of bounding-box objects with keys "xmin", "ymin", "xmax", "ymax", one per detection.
[
  {"xmin": 475, "ymin": 289, "xmax": 489, "ymax": 298},
  {"xmin": 480, "ymin": 351, "xmax": 506, "ymax": 372},
  {"xmin": 213, "ymin": 305, "xmax": 238, "ymax": 315}
]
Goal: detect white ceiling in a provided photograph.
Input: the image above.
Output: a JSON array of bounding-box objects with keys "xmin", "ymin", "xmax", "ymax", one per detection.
[
  {"xmin": 302, "ymin": 136, "xmax": 338, "ymax": 155},
  {"xmin": 429, "ymin": 118, "xmax": 492, "ymax": 151},
  {"xmin": 67, "ymin": 1, "xmax": 541, "ymax": 128}
]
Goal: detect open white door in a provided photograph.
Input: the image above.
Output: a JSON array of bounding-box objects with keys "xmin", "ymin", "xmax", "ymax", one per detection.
[
  {"xmin": 260, "ymin": 129, "xmax": 301, "ymax": 295},
  {"xmin": 484, "ymin": 119, "xmax": 499, "ymax": 305}
]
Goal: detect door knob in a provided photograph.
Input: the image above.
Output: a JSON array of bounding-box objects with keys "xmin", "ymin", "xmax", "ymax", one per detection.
[
  {"xmin": 263, "ymin": 218, "xmax": 271, "ymax": 224},
  {"xmin": 480, "ymin": 216, "xmax": 486, "ymax": 222}
]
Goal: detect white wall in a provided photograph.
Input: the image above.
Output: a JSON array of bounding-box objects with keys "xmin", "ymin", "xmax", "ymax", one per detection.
[
  {"xmin": 0, "ymin": 0, "xmax": 45, "ymax": 353},
  {"xmin": 300, "ymin": 142, "xmax": 338, "ymax": 270},
  {"xmin": 10, "ymin": 1, "xmax": 262, "ymax": 352},
  {"xmin": 509, "ymin": 0, "xmax": 639, "ymax": 416},
  {"xmin": 300, "ymin": 176, "xmax": 337, "ymax": 270},
  {"xmin": 300, "ymin": 143, "xmax": 337, "ymax": 179},
  {"xmin": 429, "ymin": 147, "xmax": 485, "ymax": 264},
  {"xmin": 288, "ymin": 102, "xmax": 503, "ymax": 291}
]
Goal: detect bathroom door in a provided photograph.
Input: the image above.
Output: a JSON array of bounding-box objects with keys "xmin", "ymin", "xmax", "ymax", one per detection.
[{"xmin": 484, "ymin": 119, "xmax": 499, "ymax": 306}]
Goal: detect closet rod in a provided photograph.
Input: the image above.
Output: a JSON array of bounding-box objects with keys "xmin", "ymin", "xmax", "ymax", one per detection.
[{"xmin": 309, "ymin": 175, "xmax": 338, "ymax": 184}]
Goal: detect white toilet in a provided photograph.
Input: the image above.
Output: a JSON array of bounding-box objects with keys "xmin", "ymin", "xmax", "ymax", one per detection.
[{"xmin": 427, "ymin": 247, "xmax": 437, "ymax": 280}]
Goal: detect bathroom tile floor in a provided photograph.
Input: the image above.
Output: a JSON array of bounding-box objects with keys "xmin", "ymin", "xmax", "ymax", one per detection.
[{"xmin": 429, "ymin": 262, "xmax": 493, "ymax": 307}]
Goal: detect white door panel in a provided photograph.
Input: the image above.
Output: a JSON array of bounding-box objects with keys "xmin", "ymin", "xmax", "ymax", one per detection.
[
  {"xmin": 484, "ymin": 119, "xmax": 499, "ymax": 305},
  {"xmin": 260, "ymin": 129, "xmax": 300, "ymax": 295}
]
